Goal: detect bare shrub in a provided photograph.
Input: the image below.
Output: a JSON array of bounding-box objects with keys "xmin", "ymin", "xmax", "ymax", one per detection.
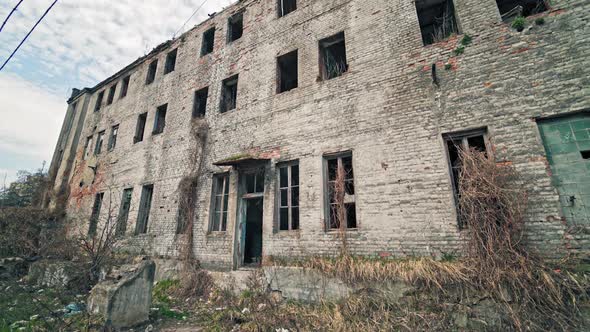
[{"xmin": 458, "ymin": 148, "xmax": 587, "ymax": 330}]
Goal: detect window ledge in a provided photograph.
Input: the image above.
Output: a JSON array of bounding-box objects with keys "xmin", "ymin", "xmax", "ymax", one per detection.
[{"xmin": 207, "ymin": 231, "xmax": 228, "ymax": 238}]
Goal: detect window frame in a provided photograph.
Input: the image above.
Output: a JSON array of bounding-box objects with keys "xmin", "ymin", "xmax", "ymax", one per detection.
[
  {"xmin": 83, "ymin": 135, "xmax": 93, "ymax": 160},
  {"xmin": 193, "ymin": 86, "xmax": 209, "ymax": 118},
  {"xmin": 276, "ymin": 161, "xmax": 300, "ymax": 232},
  {"xmin": 209, "ymin": 173, "xmax": 230, "ymax": 233},
  {"xmin": 164, "ymin": 48, "xmax": 178, "ymax": 74},
  {"xmin": 94, "ymin": 91, "xmax": 104, "ymax": 112},
  {"xmin": 227, "ymin": 11, "xmax": 244, "ymax": 44},
  {"xmin": 146, "ymin": 60, "xmax": 158, "ymax": 85},
  {"xmin": 415, "ymin": 0, "xmax": 460, "ymax": 46},
  {"xmin": 120, "ymin": 75, "xmax": 130, "ymax": 99},
  {"xmin": 278, "ymin": 0, "xmax": 297, "ymax": 17},
  {"xmin": 201, "ymin": 27, "xmax": 216, "ymax": 56},
  {"xmin": 220, "ymin": 74, "xmax": 239, "ymax": 113},
  {"xmin": 319, "ymin": 32, "xmax": 348, "ymax": 80},
  {"xmin": 277, "ymin": 49, "xmax": 298, "ymax": 94},
  {"xmin": 323, "ymin": 151, "xmax": 357, "ymax": 231},
  {"xmin": 135, "ymin": 184, "xmax": 154, "ymax": 235},
  {"xmin": 134, "ymin": 112, "xmax": 148, "ymax": 143},
  {"xmin": 153, "ymin": 104, "xmax": 168, "ymax": 135},
  {"xmin": 94, "ymin": 131, "xmax": 105, "ymax": 155},
  {"xmin": 107, "ymin": 84, "xmax": 117, "ymax": 105},
  {"xmin": 108, "ymin": 124, "xmax": 119, "ymax": 151},
  {"xmin": 88, "ymin": 192, "xmax": 104, "ymax": 237},
  {"xmin": 116, "ymin": 188, "xmax": 133, "ymax": 237},
  {"xmin": 442, "ymin": 128, "xmax": 489, "ymax": 228}
]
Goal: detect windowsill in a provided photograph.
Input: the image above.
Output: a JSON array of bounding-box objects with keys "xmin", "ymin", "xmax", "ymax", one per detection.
[
  {"xmin": 220, "ymin": 108, "xmax": 237, "ymax": 114},
  {"xmin": 326, "ymin": 228, "xmax": 358, "ymax": 233},
  {"xmin": 421, "ymin": 34, "xmax": 461, "ymax": 48},
  {"xmin": 318, "ymin": 70, "xmax": 349, "ymax": 83},
  {"xmin": 277, "ymin": 87, "xmax": 298, "ymax": 95},
  {"xmin": 152, "ymin": 132, "xmax": 163, "ymax": 136},
  {"xmin": 207, "ymin": 231, "xmax": 228, "ymax": 238},
  {"xmin": 200, "ymin": 53, "xmax": 213, "ymax": 58}
]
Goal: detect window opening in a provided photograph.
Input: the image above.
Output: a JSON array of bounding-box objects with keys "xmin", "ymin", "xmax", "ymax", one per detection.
[
  {"xmin": 116, "ymin": 188, "xmax": 133, "ymax": 237},
  {"xmin": 278, "ymin": 0, "xmax": 297, "ymax": 17},
  {"xmin": 278, "ymin": 162, "xmax": 299, "ymax": 231},
  {"xmin": 210, "ymin": 174, "xmax": 229, "ymax": 232},
  {"xmin": 135, "ymin": 184, "xmax": 153, "ymax": 234},
  {"xmin": 496, "ymin": 0, "xmax": 548, "ymax": 21},
  {"xmin": 201, "ymin": 27, "xmax": 215, "ymax": 56},
  {"xmin": 415, "ymin": 0, "xmax": 459, "ymax": 45},
  {"xmin": 325, "ymin": 153, "xmax": 356, "ymax": 229},
  {"xmin": 94, "ymin": 91, "xmax": 104, "ymax": 112},
  {"xmin": 319, "ymin": 32, "xmax": 348, "ymax": 80},
  {"xmin": 221, "ymin": 74, "xmax": 239, "ymax": 113},
  {"xmin": 277, "ymin": 50, "xmax": 298, "ymax": 93},
  {"xmin": 83, "ymin": 135, "xmax": 93, "ymax": 160},
  {"xmin": 153, "ymin": 104, "xmax": 167, "ymax": 135},
  {"xmin": 227, "ymin": 12, "xmax": 244, "ymax": 43},
  {"xmin": 108, "ymin": 125, "xmax": 119, "ymax": 151},
  {"xmin": 88, "ymin": 192, "xmax": 104, "ymax": 237},
  {"xmin": 164, "ymin": 48, "xmax": 177, "ymax": 74},
  {"xmin": 134, "ymin": 112, "xmax": 147, "ymax": 143},
  {"xmin": 146, "ymin": 60, "xmax": 158, "ymax": 84},
  {"xmin": 120, "ymin": 75, "xmax": 130, "ymax": 98},
  {"xmin": 193, "ymin": 87, "xmax": 209, "ymax": 118},
  {"xmin": 94, "ymin": 131, "xmax": 105, "ymax": 155}
]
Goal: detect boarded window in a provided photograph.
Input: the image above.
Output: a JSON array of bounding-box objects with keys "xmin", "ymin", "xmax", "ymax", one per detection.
[
  {"xmin": 227, "ymin": 12, "xmax": 244, "ymax": 43},
  {"xmin": 496, "ymin": 0, "xmax": 548, "ymax": 21},
  {"xmin": 94, "ymin": 131, "xmax": 105, "ymax": 155},
  {"xmin": 278, "ymin": 0, "xmax": 297, "ymax": 17},
  {"xmin": 210, "ymin": 174, "xmax": 229, "ymax": 232},
  {"xmin": 135, "ymin": 185, "xmax": 153, "ymax": 234},
  {"xmin": 94, "ymin": 91, "xmax": 104, "ymax": 112},
  {"xmin": 220, "ymin": 74, "xmax": 239, "ymax": 113},
  {"xmin": 325, "ymin": 153, "xmax": 356, "ymax": 230},
  {"xmin": 83, "ymin": 135, "xmax": 93, "ymax": 160},
  {"xmin": 120, "ymin": 75, "xmax": 130, "ymax": 98},
  {"xmin": 146, "ymin": 60, "xmax": 158, "ymax": 84},
  {"xmin": 164, "ymin": 48, "xmax": 177, "ymax": 74},
  {"xmin": 134, "ymin": 112, "xmax": 147, "ymax": 143},
  {"xmin": 193, "ymin": 87, "xmax": 209, "ymax": 118},
  {"xmin": 107, "ymin": 84, "xmax": 117, "ymax": 105},
  {"xmin": 201, "ymin": 27, "xmax": 215, "ymax": 56},
  {"xmin": 319, "ymin": 32, "xmax": 348, "ymax": 80},
  {"xmin": 108, "ymin": 125, "xmax": 119, "ymax": 151},
  {"xmin": 116, "ymin": 188, "xmax": 133, "ymax": 237},
  {"xmin": 443, "ymin": 129, "xmax": 488, "ymax": 228},
  {"xmin": 415, "ymin": 0, "xmax": 459, "ymax": 45},
  {"xmin": 277, "ymin": 50, "xmax": 298, "ymax": 93},
  {"xmin": 153, "ymin": 104, "xmax": 167, "ymax": 135},
  {"xmin": 88, "ymin": 192, "xmax": 104, "ymax": 237},
  {"xmin": 278, "ymin": 162, "xmax": 299, "ymax": 231}
]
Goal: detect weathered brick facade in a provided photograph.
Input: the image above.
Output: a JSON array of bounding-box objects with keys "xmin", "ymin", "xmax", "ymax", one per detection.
[{"xmin": 48, "ymin": 0, "xmax": 590, "ymax": 270}]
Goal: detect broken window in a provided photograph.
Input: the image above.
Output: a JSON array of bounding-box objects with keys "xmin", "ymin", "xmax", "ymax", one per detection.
[
  {"xmin": 146, "ymin": 60, "xmax": 158, "ymax": 85},
  {"xmin": 277, "ymin": 50, "xmax": 298, "ymax": 93},
  {"xmin": 220, "ymin": 74, "xmax": 239, "ymax": 113},
  {"xmin": 164, "ymin": 48, "xmax": 177, "ymax": 74},
  {"xmin": 88, "ymin": 192, "xmax": 104, "ymax": 237},
  {"xmin": 325, "ymin": 153, "xmax": 356, "ymax": 230},
  {"xmin": 193, "ymin": 87, "xmax": 209, "ymax": 118},
  {"xmin": 94, "ymin": 91, "xmax": 104, "ymax": 112},
  {"xmin": 227, "ymin": 12, "xmax": 244, "ymax": 43},
  {"xmin": 278, "ymin": 0, "xmax": 297, "ymax": 17},
  {"xmin": 210, "ymin": 173, "xmax": 229, "ymax": 232},
  {"xmin": 153, "ymin": 104, "xmax": 167, "ymax": 135},
  {"xmin": 201, "ymin": 27, "xmax": 215, "ymax": 56},
  {"xmin": 116, "ymin": 188, "xmax": 133, "ymax": 237},
  {"xmin": 107, "ymin": 84, "xmax": 116, "ymax": 105},
  {"xmin": 94, "ymin": 131, "xmax": 105, "ymax": 155},
  {"xmin": 108, "ymin": 124, "xmax": 119, "ymax": 151},
  {"xmin": 120, "ymin": 75, "xmax": 130, "ymax": 98},
  {"xmin": 496, "ymin": 0, "xmax": 548, "ymax": 21},
  {"xmin": 415, "ymin": 0, "xmax": 459, "ymax": 45},
  {"xmin": 135, "ymin": 184, "xmax": 153, "ymax": 235},
  {"xmin": 83, "ymin": 135, "xmax": 93, "ymax": 160},
  {"xmin": 319, "ymin": 32, "xmax": 348, "ymax": 80},
  {"xmin": 443, "ymin": 129, "xmax": 488, "ymax": 228},
  {"xmin": 134, "ymin": 112, "xmax": 147, "ymax": 143},
  {"xmin": 278, "ymin": 162, "xmax": 299, "ymax": 231}
]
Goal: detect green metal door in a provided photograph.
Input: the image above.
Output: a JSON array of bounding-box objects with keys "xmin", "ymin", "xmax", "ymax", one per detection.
[{"xmin": 538, "ymin": 113, "xmax": 590, "ymax": 225}]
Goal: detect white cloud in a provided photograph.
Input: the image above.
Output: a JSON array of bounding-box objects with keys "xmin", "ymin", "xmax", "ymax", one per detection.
[{"xmin": 0, "ymin": 0, "xmax": 235, "ymax": 184}]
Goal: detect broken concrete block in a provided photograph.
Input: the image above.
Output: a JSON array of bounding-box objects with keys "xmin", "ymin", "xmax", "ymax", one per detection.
[
  {"xmin": 28, "ymin": 259, "xmax": 85, "ymax": 288},
  {"xmin": 87, "ymin": 259, "xmax": 156, "ymax": 329}
]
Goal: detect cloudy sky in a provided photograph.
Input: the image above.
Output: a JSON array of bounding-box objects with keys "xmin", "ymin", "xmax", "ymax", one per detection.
[{"xmin": 0, "ymin": 0, "xmax": 234, "ymax": 185}]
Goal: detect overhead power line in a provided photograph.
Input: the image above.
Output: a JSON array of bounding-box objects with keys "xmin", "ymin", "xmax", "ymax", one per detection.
[
  {"xmin": 0, "ymin": 0, "xmax": 57, "ymax": 72},
  {"xmin": 173, "ymin": 0, "xmax": 210, "ymax": 38},
  {"xmin": 0, "ymin": 0, "xmax": 25, "ymax": 33}
]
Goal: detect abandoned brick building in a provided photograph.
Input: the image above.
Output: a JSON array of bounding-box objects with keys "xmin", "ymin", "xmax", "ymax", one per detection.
[{"xmin": 47, "ymin": 0, "xmax": 589, "ymax": 270}]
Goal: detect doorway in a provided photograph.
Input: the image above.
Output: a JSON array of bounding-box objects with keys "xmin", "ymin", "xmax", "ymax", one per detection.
[{"xmin": 239, "ymin": 170, "xmax": 265, "ymax": 267}]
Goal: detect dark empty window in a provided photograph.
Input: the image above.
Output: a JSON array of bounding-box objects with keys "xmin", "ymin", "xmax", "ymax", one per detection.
[
  {"xmin": 94, "ymin": 91, "xmax": 104, "ymax": 112},
  {"xmin": 319, "ymin": 32, "xmax": 348, "ymax": 80},
  {"xmin": 108, "ymin": 124, "xmax": 119, "ymax": 151},
  {"xmin": 227, "ymin": 12, "xmax": 244, "ymax": 43},
  {"xmin": 210, "ymin": 174, "xmax": 229, "ymax": 232},
  {"xmin": 278, "ymin": 0, "xmax": 297, "ymax": 17},
  {"xmin": 201, "ymin": 27, "xmax": 215, "ymax": 56},
  {"xmin": 443, "ymin": 129, "xmax": 488, "ymax": 228},
  {"xmin": 278, "ymin": 162, "xmax": 299, "ymax": 231},
  {"xmin": 134, "ymin": 112, "xmax": 147, "ymax": 143},
  {"xmin": 83, "ymin": 136, "xmax": 93, "ymax": 160},
  {"xmin": 193, "ymin": 87, "xmax": 209, "ymax": 118},
  {"xmin": 496, "ymin": 0, "xmax": 548, "ymax": 20},
  {"xmin": 325, "ymin": 153, "xmax": 356, "ymax": 230},
  {"xmin": 146, "ymin": 60, "xmax": 158, "ymax": 84},
  {"xmin": 164, "ymin": 48, "xmax": 177, "ymax": 74},
  {"xmin": 120, "ymin": 75, "xmax": 130, "ymax": 98},
  {"xmin": 116, "ymin": 188, "xmax": 133, "ymax": 237},
  {"xmin": 415, "ymin": 0, "xmax": 459, "ymax": 45},
  {"xmin": 107, "ymin": 84, "xmax": 117, "ymax": 105},
  {"xmin": 94, "ymin": 131, "xmax": 105, "ymax": 155},
  {"xmin": 88, "ymin": 192, "xmax": 104, "ymax": 237},
  {"xmin": 582, "ymin": 150, "xmax": 590, "ymax": 160},
  {"xmin": 220, "ymin": 74, "xmax": 239, "ymax": 113},
  {"xmin": 153, "ymin": 104, "xmax": 167, "ymax": 135},
  {"xmin": 277, "ymin": 50, "xmax": 298, "ymax": 93},
  {"xmin": 135, "ymin": 185, "xmax": 153, "ymax": 235}
]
